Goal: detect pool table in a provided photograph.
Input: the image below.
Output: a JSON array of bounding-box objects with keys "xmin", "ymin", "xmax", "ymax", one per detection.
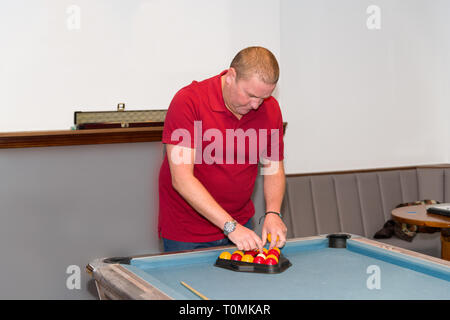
[{"xmin": 86, "ymin": 234, "xmax": 450, "ymax": 300}]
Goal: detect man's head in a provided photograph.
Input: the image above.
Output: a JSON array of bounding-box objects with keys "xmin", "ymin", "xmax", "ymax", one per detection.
[
  {"xmin": 231, "ymin": 46, "xmax": 279, "ymax": 84},
  {"xmin": 222, "ymin": 47, "xmax": 279, "ymax": 118}
]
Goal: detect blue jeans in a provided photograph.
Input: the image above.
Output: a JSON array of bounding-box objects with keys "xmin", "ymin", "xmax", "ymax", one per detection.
[{"xmin": 162, "ymin": 219, "xmax": 253, "ymax": 252}]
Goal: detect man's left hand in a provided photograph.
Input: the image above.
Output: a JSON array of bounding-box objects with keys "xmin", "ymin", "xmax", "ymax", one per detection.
[{"xmin": 261, "ymin": 214, "xmax": 287, "ymax": 250}]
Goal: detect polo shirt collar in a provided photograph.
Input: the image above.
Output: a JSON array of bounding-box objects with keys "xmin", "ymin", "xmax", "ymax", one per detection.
[{"xmin": 209, "ymin": 70, "xmax": 229, "ymax": 113}]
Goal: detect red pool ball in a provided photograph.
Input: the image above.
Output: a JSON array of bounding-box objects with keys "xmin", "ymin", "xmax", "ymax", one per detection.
[
  {"xmin": 253, "ymin": 256, "xmax": 265, "ymax": 264},
  {"xmin": 268, "ymin": 249, "xmax": 280, "ymax": 258},
  {"xmin": 231, "ymin": 253, "xmax": 242, "ymax": 261},
  {"xmin": 245, "ymin": 250, "xmax": 258, "ymax": 257},
  {"xmin": 265, "ymin": 257, "xmax": 278, "ymax": 265}
]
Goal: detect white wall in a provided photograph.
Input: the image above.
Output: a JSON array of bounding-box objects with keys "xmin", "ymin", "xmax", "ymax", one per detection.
[
  {"xmin": 433, "ymin": 0, "xmax": 450, "ymax": 164},
  {"xmin": 1, "ymin": 0, "xmax": 448, "ymax": 172},
  {"xmin": 280, "ymin": 0, "xmax": 450, "ymax": 173},
  {"xmin": 0, "ymin": 0, "xmax": 280, "ymax": 131}
]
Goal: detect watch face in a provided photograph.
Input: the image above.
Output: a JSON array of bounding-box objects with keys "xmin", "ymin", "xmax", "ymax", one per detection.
[{"xmin": 224, "ymin": 221, "xmax": 236, "ymax": 235}]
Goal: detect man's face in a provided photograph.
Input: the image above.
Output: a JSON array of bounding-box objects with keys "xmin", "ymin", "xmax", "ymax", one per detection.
[{"xmin": 224, "ymin": 71, "xmax": 276, "ymax": 117}]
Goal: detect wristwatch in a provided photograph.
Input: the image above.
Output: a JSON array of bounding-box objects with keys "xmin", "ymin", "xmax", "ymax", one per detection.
[{"xmin": 223, "ymin": 220, "xmax": 237, "ymax": 236}]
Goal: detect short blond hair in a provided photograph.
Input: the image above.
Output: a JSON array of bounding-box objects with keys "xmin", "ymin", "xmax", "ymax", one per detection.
[{"xmin": 230, "ymin": 46, "xmax": 279, "ymax": 84}]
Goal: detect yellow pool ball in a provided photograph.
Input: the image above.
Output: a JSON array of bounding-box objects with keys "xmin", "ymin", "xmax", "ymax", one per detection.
[
  {"xmin": 267, "ymin": 233, "xmax": 280, "ymax": 243},
  {"xmin": 219, "ymin": 251, "xmax": 231, "ymax": 260},
  {"xmin": 241, "ymin": 254, "xmax": 254, "ymax": 263},
  {"xmin": 266, "ymin": 254, "xmax": 279, "ymax": 263}
]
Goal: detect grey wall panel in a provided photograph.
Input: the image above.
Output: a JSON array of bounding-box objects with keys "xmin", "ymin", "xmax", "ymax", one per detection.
[
  {"xmin": 0, "ymin": 142, "xmax": 164, "ymax": 299},
  {"xmin": 286, "ymin": 177, "xmax": 316, "ymax": 237},
  {"xmin": 417, "ymin": 168, "xmax": 445, "ymax": 202},
  {"xmin": 250, "ymin": 173, "xmax": 264, "ymax": 236},
  {"xmin": 333, "ymin": 174, "xmax": 365, "ymax": 236},
  {"xmin": 445, "ymin": 169, "xmax": 450, "ymax": 202},
  {"xmin": 356, "ymin": 173, "xmax": 385, "ymax": 238},
  {"xmin": 310, "ymin": 176, "xmax": 340, "ymax": 234},
  {"xmin": 280, "ymin": 190, "xmax": 294, "ymax": 239},
  {"xmin": 378, "ymin": 171, "xmax": 403, "ymax": 220},
  {"xmin": 399, "ymin": 170, "xmax": 419, "ymax": 203}
]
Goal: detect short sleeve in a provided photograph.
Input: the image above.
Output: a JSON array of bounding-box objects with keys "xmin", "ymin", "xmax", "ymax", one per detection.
[{"xmin": 162, "ymin": 88, "xmax": 198, "ymax": 149}]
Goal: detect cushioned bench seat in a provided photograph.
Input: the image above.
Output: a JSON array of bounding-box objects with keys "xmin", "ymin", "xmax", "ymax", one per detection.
[{"xmin": 282, "ymin": 166, "xmax": 450, "ymax": 258}]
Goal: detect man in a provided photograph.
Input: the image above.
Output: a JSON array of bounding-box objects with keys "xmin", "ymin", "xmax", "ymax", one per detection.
[{"xmin": 158, "ymin": 46, "xmax": 286, "ymax": 253}]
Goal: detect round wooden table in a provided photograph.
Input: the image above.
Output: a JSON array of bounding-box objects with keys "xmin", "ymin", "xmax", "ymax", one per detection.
[{"xmin": 391, "ymin": 204, "xmax": 450, "ymax": 261}]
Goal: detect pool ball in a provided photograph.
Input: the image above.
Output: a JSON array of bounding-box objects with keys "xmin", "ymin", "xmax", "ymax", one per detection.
[
  {"xmin": 266, "ymin": 254, "xmax": 279, "ymax": 263},
  {"xmin": 219, "ymin": 251, "xmax": 231, "ymax": 260},
  {"xmin": 268, "ymin": 249, "xmax": 280, "ymax": 258},
  {"xmin": 253, "ymin": 255, "xmax": 265, "ymax": 264},
  {"xmin": 254, "ymin": 253, "xmax": 266, "ymax": 264},
  {"xmin": 265, "ymin": 257, "xmax": 277, "ymax": 265},
  {"xmin": 232, "ymin": 250, "xmax": 244, "ymax": 257},
  {"xmin": 231, "ymin": 253, "xmax": 242, "ymax": 261},
  {"xmin": 272, "ymin": 247, "xmax": 281, "ymax": 255},
  {"xmin": 244, "ymin": 250, "xmax": 258, "ymax": 257},
  {"xmin": 241, "ymin": 254, "xmax": 254, "ymax": 263},
  {"xmin": 267, "ymin": 233, "xmax": 280, "ymax": 243},
  {"xmin": 257, "ymin": 248, "xmax": 268, "ymax": 255}
]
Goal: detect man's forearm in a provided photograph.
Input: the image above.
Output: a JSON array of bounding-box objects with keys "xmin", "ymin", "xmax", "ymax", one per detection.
[
  {"xmin": 172, "ymin": 174, "xmax": 233, "ymax": 230},
  {"xmin": 172, "ymin": 169, "xmax": 264, "ymax": 251}
]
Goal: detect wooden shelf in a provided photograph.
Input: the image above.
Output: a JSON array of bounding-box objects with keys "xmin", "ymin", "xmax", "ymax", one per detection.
[
  {"xmin": 0, "ymin": 127, "xmax": 164, "ymax": 149},
  {"xmin": 0, "ymin": 122, "xmax": 287, "ymax": 149}
]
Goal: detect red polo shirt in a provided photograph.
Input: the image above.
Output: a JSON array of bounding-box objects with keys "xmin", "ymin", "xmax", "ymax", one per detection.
[{"xmin": 158, "ymin": 70, "xmax": 284, "ymax": 242}]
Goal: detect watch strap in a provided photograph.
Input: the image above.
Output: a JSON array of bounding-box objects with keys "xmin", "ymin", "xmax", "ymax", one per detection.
[{"xmin": 258, "ymin": 211, "xmax": 283, "ymax": 224}]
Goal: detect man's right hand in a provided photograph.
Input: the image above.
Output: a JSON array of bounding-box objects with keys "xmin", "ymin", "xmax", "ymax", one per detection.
[{"xmin": 227, "ymin": 224, "xmax": 263, "ymax": 252}]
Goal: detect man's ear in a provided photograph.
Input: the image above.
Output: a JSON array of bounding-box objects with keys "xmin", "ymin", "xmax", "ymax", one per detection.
[{"xmin": 226, "ymin": 67, "xmax": 237, "ymax": 84}]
